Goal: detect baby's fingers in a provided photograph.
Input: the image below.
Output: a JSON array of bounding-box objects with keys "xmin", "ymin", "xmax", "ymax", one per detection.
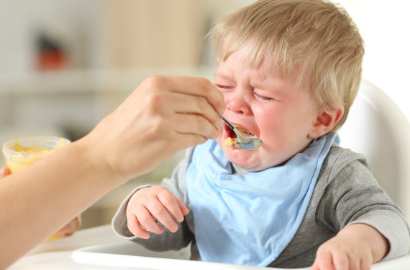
[
  {"xmin": 328, "ymin": 248, "xmax": 364, "ymax": 270},
  {"xmin": 176, "ymin": 197, "xmax": 189, "ymax": 216},
  {"xmin": 126, "ymin": 186, "xmax": 187, "ymax": 239},
  {"xmin": 157, "ymin": 191, "xmax": 188, "ymax": 223},
  {"xmin": 331, "ymin": 252, "xmax": 349, "ymax": 270},
  {"xmin": 148, "ymin": 196, "xmax": 181, "ymax": 233},
  {"xmin": 127, "ymin": 207, "xmax": 162, "ymax": 239},
  {"xmin": 312, "ymin": 248, "xmax": 335, "ymax": 270}
]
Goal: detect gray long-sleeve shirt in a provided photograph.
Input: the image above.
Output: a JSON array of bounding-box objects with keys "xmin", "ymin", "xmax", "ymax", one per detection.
[{"xmin": 112, "ymin": 145, "xmax": 410, "ymax": 268}]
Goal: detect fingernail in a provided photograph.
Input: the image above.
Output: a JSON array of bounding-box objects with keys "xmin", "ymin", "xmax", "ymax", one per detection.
[
  {"xmin": 170, "ymin": 223, "xmax": 179, "ymax": 233},
  {"xmin": 1, "ymin": 167, "xmax": 10, "ymax": 176},
  {"xmin": 140, "ymin": 232, "xmax": 150, "ymax": 239}
]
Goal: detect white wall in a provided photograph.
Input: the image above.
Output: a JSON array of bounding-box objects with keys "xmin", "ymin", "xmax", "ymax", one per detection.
[
  {"xmin": 0, "ymin": 0, "xmax": 103, "ymax": 71},
  {"xmin": 332, "ymin": 0, "xmax": 410, "ymax": 121},
  {"xmin": 1, "ymin": 0, "xmax": 408, "ymax": 129}
]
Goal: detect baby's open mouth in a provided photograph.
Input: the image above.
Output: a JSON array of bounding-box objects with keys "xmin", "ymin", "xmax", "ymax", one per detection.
[
  {"xmin": 223, "ymin": 123, "xmax": 262, "ymax": 149},
  {"xmin": 226, "ymin": 124, "xmax": 254, "ymax": 139},
  {"xmin": 218, "ymin": 113, "xmax": 262, "ymax": 150}
]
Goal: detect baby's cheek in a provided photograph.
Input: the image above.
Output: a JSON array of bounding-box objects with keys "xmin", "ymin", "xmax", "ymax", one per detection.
[
  {"xmin": 218, "ymin": 128, "xmax": 224, "ymax": 138},
  {"xmin": 215, "ymin": 135, "xmax": 223, "ymax": 144}
]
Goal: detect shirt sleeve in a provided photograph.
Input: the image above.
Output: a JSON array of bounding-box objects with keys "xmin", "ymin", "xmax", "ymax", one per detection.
[
  {"xmin": 349, "ymin": 210, "xmax": 410, "ymax": 261},
  {"xmin": 316, "ymin": 148, "xmax": 410, "ymax": 260},
  {"xmin": 111, "ymin": 148, "xmax": 195, "ymax": 251}
]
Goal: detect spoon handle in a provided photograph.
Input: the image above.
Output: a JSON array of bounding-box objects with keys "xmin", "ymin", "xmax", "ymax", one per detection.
[{"xmin": 219, "ymin": 113, "xmax": 247, "ymax": 143}]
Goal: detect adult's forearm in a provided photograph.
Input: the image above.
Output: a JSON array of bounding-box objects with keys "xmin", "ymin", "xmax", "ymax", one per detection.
[{"xmin": 0, "ymin": 138, "xmax": 122, "ymax": 269}]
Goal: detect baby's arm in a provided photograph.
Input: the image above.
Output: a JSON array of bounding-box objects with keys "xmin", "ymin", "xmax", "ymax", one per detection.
[
  {"xmin": 126, "ymin": 185, "xmax": 189, "ymax": 239},
  {"xmin": 312, "ymin": 223, "xmax": 389, "ymax": 270}
]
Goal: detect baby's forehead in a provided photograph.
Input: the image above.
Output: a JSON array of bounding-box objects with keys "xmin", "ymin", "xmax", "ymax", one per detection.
[
  {"xmin": 217, "ymin": 53, "xmax": 310, "ymax": 96},
  {"xmin": 240, "ymin": 51, "xmax": 305, "ymax": 87}
]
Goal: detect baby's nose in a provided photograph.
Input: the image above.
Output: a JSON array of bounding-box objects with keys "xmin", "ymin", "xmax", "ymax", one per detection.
[{"xmin": 226, "ymin": 90, "xmax": 252, "ymax": 115}]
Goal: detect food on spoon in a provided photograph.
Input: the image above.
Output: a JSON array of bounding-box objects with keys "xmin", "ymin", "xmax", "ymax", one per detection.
[
  {"xmin": 223, "ymin": 137, "xmax": 237, "ymax": 146},
  {"xmin": 242, "ymin": 137, "xmax": 263, "ymax": 149},
  {"xmin": 223, "ymin": 124, "xmax": 262, "ymax": 149},
  {"xmin": 234, "ymin": 125, "xmax": 251, "ymax": 134}
]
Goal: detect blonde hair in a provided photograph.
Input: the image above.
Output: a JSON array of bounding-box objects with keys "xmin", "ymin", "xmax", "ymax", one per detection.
[{"xmin": 209, "ymin": 0, "xmax": 364, "ymax": 131}]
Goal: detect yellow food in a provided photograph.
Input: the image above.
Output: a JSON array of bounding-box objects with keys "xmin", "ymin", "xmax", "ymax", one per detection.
[
  {"xmin": 233, "ymin": 125, "xmax": 249, "ymax": 133},
  {"xmin": 44, "ymin": 233, "xmax": 65, "ymax": 242},
  {"xmin": 223, "ymin": 137, "xmax": 237, "ymax": 146},
  {"xmin": 2, "ymin": 137, "xmax": 70, "ymax": 242},
  {"xmin": 5, "ymin": 139, "xmax": 66, "ymax": 174}
]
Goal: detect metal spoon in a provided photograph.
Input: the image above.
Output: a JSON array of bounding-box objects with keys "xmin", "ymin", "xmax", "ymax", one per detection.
[{"xmin": 219, "ymin": 113, "xmax": 263, "ymax": 150}]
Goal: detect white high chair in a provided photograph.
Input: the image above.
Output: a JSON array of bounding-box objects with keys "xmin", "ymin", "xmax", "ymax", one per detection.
[{"xmin": 338, "ymin": 80, "xmax": 410, "ymax": 224}]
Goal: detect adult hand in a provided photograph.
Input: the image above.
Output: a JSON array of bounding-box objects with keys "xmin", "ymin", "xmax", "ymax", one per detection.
[
  {"xmin": 83, "ymin": 76, "xmax": 225, "ymax": 182},
  {"xmin": 0, "ymin": 76, "xmax": 224, "ymax": 269}
]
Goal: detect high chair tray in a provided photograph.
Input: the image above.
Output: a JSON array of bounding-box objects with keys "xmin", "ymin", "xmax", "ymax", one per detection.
[
  {"xmin": 72, "ymin": 239, "xmax": 410, "ymax": 270},
  {"xmin": 71, "ymin": 240, "xmax": 307, "ymax": 270}
]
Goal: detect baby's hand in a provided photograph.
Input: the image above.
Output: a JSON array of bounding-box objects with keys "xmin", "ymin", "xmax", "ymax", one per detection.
[
  {"xmin": 126, "ymin": 186, "xmax": 189, "ymax": 239},
  {"xmin": 311, "ymin": 224, "xmax": 389, "ymax": 270},
  {"xmin": 312, "ymin": 234, "xmax": 373, "ymax": 270}
]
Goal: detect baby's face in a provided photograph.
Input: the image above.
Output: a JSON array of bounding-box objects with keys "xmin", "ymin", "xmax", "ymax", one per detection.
[{"xmin": 214, "ymin": 47, "xmax": 322, "ymax": 171}]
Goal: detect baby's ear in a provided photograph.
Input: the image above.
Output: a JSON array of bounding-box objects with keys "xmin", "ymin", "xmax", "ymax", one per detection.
[{"xmin": 308, "ymin": 106, "xmax": 344, "ymax": 139}]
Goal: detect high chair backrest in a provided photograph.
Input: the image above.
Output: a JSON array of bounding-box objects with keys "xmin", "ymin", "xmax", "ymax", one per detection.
[{"xmin": 338, "ymin": 80, "xmax": 410, "ymax": 223}]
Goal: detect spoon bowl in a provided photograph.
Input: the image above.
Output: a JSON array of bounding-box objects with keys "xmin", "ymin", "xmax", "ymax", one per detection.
[{"xmin": 219, "ymin": 114, "xmax": 262, "ymax": 150}]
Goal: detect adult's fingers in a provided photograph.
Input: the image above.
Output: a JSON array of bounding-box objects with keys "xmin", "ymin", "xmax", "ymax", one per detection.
[
  {"xmin": 141, "ymin": 76, "xmax": 225, "ymax": 114},
  {"xmin": 167, "ymin": 92, "xmax": 223, "ymax": 132},
  {"xmin": 84, "ymin": 76, "xmax": 225, "ymax": 181},
  {"xmin": 174, "ymin": 113, "xmax": 220, "ymax": 139},
  {"xmin": 0, "ymin": 167, "xmax": 10, "ymax": 178}
]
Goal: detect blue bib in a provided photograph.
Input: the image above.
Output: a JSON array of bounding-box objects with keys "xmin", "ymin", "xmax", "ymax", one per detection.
[{"xmin": 186, "ymin": 133, "xmax": 338, "ymax": 266}]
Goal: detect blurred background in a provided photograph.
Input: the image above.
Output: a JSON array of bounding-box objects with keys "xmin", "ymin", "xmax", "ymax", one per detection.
[{"xmin": 0, "ymin": 0, "xmax": 409, "ymax": 229}]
